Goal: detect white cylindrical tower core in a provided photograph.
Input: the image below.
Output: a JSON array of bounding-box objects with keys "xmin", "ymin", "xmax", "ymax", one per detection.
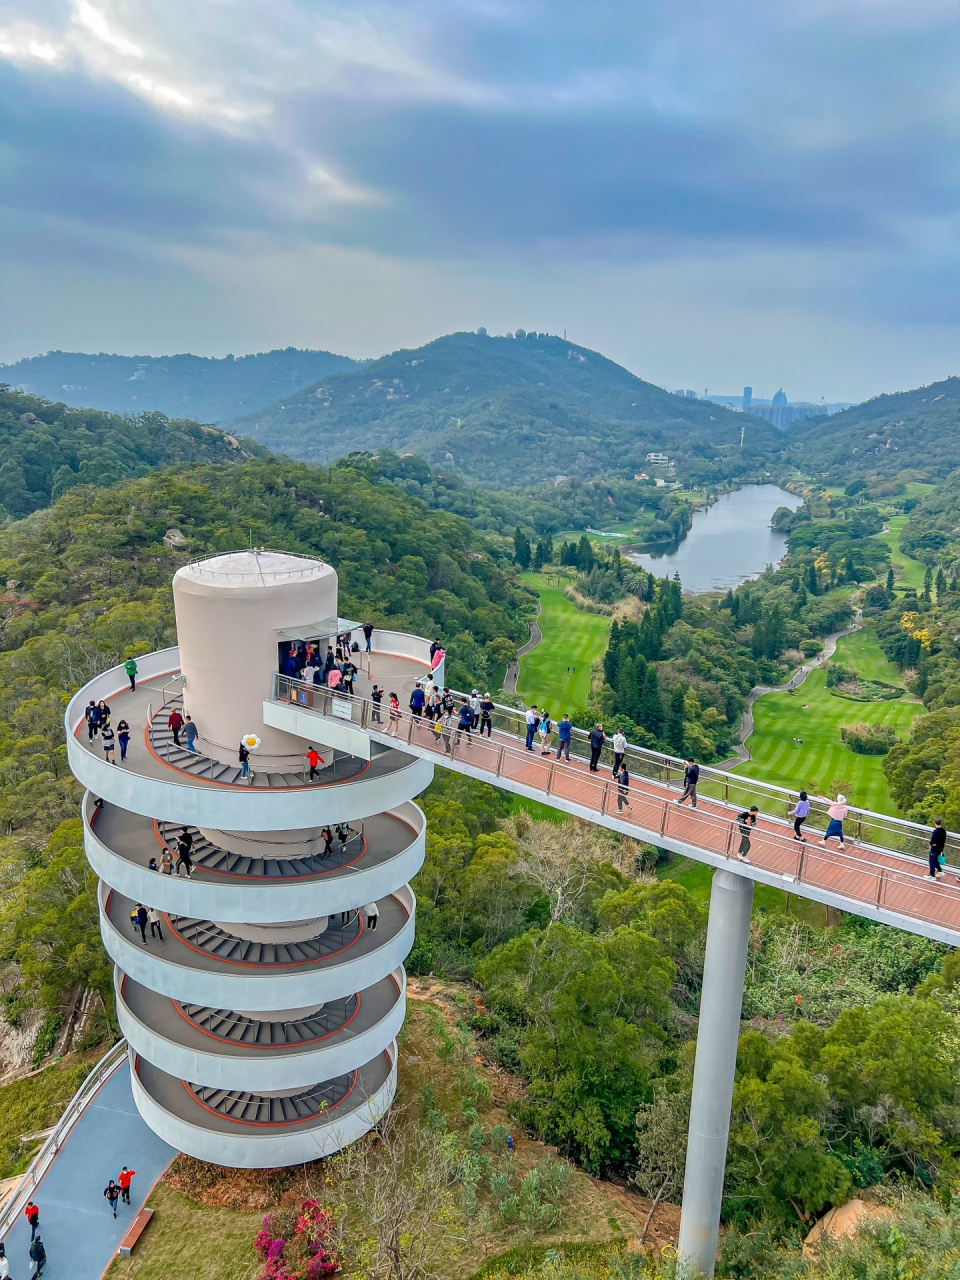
[{"xmin": 173, "ymin": 550, "xmax": 338, "ymax": 764}]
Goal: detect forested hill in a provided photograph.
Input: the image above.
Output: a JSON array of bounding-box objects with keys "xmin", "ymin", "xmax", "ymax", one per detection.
[
  {"xmin": 0, "ymin": 386, "xmax": 268, "ymax": 520},
  {"xmin": 229, "ymin": 330, "xmax": 786, "ymax": 486},
  {"xmin": 789, "ymin": 373, "xmax": 960, "ymax": 481},
  {"xmin": 0, "ymin": 347, "xmax": 362, "ymax": 423}
]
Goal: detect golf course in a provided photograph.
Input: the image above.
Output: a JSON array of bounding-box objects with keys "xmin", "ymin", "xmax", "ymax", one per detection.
[{"xmin": 516, "ymin": 573, "xmax": 611, "ymax": 712}]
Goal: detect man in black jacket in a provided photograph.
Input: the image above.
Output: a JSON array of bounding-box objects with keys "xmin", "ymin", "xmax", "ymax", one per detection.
[
  {"xmin": 588, "ymin": 724, "xmax": 605, "ymax": 772},
  {"xmin": 678, "ymin": 758, "xmax": 699, "ymax": 807}
]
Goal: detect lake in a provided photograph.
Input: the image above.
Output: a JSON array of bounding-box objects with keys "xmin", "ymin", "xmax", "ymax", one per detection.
[{"xmin": 627, "ymin": 484, "xmax": 803, "ymax": 594}]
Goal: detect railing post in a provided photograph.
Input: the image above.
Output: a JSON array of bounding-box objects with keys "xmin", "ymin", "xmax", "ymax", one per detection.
[
  {"xmin": 496, "ymin": 745, "xmax": 505, "ymax": 776},
  {"xmin": 660, "ymin": 802, "xmax": 668, "ymax": 835},
  {"xmin": 797, "ymin": 845, "xmax": 805, "ymax": 881},
  {"xmin": 601, "ymin": 782, "xmax": 609, "ymax": 815},
  {"xmin": 545, "ymin": 763, "xmax": 556, "ymax": 795},
  {"xmin": 876, "ymin": 869, "xmax": 885, "ymax": 906}
]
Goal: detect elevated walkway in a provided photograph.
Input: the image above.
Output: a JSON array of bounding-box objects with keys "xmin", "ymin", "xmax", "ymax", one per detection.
[{"xmin": 269, "ymin": 678, "xmax": 960, "ymax": 948}]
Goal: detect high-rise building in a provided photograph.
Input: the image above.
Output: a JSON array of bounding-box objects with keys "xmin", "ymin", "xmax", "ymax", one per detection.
[
  {"xmin": 772, "ymin": 388, "xmax": 787, "ymax": 406},
  {"xmin": 742, "ymin": 386, "xmax": 752, "ymax": 408},
  {"xmin": 66, "ymin": 550, "xmax": 430, "ymax": 1166}
]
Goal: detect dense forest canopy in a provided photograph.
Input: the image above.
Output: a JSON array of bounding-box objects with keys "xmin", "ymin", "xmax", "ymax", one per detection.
[
  {"xmin": 0, "ymin": 348, "xmax": 362, "ymax": 423},
  {"xmin": 0, "ymin": 385, "xmax": 267, "ymax": 519},
  {"xmin": 229, "ymin": 331, "xmax": 788, "ymax": 487}
]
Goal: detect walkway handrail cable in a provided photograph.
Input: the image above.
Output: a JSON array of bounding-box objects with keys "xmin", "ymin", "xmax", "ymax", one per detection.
[{"xmin": 0, "ymin": 1040, "xmax": 128, "ymax": 1240}]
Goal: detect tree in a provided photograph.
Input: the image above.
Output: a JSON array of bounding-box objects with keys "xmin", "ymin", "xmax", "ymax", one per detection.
[
  {"xmin": 532, "ymin": 532, "xmax": 554, "ymax": 571},
  {"xmin": 922, "ymin": 566, "xmax": 933, "ymax": 602},
  {"xmin": 806, "ymin": 563, "xmax": 819, "ymax": 596},
  {"xmin": 666, "ymin": 683, "xmax": 686, "ymax": 753},
  {"xmin": 936, "ymin": 567, "xmax": 947, "ymax": 599},
  {"xmin": 616, "ymin": 657, "xmax": 640, "ymax": 723},
  {"xmin": 638, "ymin": 666, "xmax": 663, "ymax": 738},
  {"xmin": 513, "ymin": 527, "xmax": 531, "ymax": 570},
  {"xmin": 886, "ymin": 566, "xmax": 895, "ymax": 596},
  {"xmin": 764, "ymin": 604, "xmax": 786, "ymax": 660}
]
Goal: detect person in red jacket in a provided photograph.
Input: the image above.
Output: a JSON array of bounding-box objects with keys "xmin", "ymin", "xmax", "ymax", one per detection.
[
  {"xmin": 24, "ymin": 1199, "xmax": 39, "ymax": 1239},
  {"xmin": 167, "ymin": 708, "xmax": 184, "ymax": 746},
  {"xmin": 117, "ymin": 1166, "xmax": 136, "ymax": 1205}
]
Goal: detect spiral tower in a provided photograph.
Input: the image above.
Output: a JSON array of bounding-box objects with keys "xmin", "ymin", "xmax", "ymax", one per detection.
[{"xmin": 66, "ymin": 551, "xmax": 433, "ymax": 1166}]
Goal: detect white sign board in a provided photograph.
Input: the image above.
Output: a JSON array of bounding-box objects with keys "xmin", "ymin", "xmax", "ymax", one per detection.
[{"xmin": 332, "ymin": 698, "xmax": 355, "ymax": 721}]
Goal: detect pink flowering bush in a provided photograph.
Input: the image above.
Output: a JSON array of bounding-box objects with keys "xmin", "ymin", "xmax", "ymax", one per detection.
[{"xmin": 254, "ymin": 1200, "xmax": 341, "ymax": 1280}]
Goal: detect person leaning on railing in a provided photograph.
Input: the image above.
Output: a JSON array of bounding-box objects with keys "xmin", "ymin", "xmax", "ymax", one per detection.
[{"xmin": 556, "ymin": 714, "xmax": 572, "ymax": 761}]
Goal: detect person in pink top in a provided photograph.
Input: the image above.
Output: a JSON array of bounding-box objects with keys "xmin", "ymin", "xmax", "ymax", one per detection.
[{"xmin": 822, "ymin": 794, "xmax": 848, "ymax": 847}]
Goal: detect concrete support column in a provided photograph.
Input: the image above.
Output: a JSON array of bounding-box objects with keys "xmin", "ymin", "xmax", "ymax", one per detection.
[{"xmin": 677, "ymin": 868, "xmax": 754, "ymax": 1278}]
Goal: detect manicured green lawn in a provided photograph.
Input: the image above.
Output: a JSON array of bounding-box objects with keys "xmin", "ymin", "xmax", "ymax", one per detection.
[
  {"xmin": 517, "ymin": 573, "xmax": 611, "ymax": 713},
  {"xmin": 734, "ymin": 627, "xmax": 922, "ymax": 815},
  {"xmin": 874, "ymin": 514, "xmax": 927, "ymax": 590}
]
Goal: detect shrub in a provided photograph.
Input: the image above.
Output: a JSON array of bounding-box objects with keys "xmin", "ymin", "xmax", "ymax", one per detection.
[
  {"xmin": 253, "ymin": 1200, "xmax": 340, "ymax": 1280},
  {"xmin": 826, "ymin": 664, "xmax": 857, "ymax": 688},
  {"xmin": 840, "ymin": 722, "xmax": 899, "ymax": 755}
]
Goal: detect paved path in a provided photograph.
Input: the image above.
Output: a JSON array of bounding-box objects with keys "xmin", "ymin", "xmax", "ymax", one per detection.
[
  {"xmin": 503, "ymin": 602, "xmax": 542, "ymax": 694},
  {"xmin": 3, "ymin": 1060, "xmax": 175, "ymax": 1280},
  {"xmin": 718, "ymin": 612, "xmax": 863, "ymax": 768}
]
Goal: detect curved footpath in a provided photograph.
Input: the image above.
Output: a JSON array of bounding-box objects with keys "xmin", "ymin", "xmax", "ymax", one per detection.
[
  {"xmin": 719, "ymin": 612, "xmax": 863, "ymax": 768},
  {"xmin": 2, "ymin": 1059, "xmax": 175, "ymax": 1280},
  {"xmin": 503, "ymin": 601, "xmax": 543, "ymax": 694}
]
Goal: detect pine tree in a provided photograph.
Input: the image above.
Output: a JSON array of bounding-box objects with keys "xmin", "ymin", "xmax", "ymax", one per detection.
[
  {"xmin": 666, "ymin": 683, "xmax": 686, "ymax": 753},
  {"xmin": 514, "ymin": 527, "xmax": 531, "ymax": 570},
  {"xmin": 936, "ymin": 567, "xmax": 947, "ymax": 599},
  {"xmin": 791, "ymin": 583, "xmax": 808, "ymax": 618},
  {"xmin": 639, "ymin": 666, "xmax": 663, "ymax": 736},
  {"xmin": 603, "ymin": 623, "xmax": 621, "ymax": 689},
  {"xmin": 764, "ymin": 604, "xmax": 786, "ymax": 660},
  {"xmin": 532, "ymin": 531, "xmax": 554, "ymax": 571},
  {"xmin": 616, "ymin": 658, "xmax": 640, "ymax": 722},
  {"xmin": 922, "ymin": 565, "xmax": 933, "ymax": 602},
  {"xmin": 886, "ymin": 567, "xmax": 895, "ymax": 596},
  {"xmin": 576, "ymin": 534, "xmax": 594, "ymax": 572},
  {"xmin": 806, "ymin": 563, "xmax": 818, "ymax": 596},
  {"xmin": 751, "ymin": 613, "xmax": 766, "ymax": 659}
]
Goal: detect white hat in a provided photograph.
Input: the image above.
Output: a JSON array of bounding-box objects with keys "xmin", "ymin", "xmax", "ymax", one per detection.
[{"xmin": 836, "ymin": 794, "xmax": 846, "ymax": 803}]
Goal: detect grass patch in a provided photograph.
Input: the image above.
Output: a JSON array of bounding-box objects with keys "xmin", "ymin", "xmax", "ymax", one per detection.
[
  {"xmin": 509, "ymin": 795, "xmax": 568, "ymax": 824},
  {"xmin": 517, "ymin": 574, "xmax": 611, "ymax": 712},
  {"xmin": 874, "ymin": 514, "xmax": 927, "ymax": 591},
  {"xmin": 106, "ymin": 1183, "xmax": 258, "ymax": 1280},
  {"xmin": 0, "ymin": 1052, "xmax": 101, "ymax": 1178},
  {"xmin": 735, "ymin": 626, "xmax": 921, "ymax": 815}
]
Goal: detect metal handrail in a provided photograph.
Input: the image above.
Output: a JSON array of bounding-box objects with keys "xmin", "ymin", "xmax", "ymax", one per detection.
[
  {"xmin": 182, "ymin": 548, "xmax": 326, "ymax": 582},
  {"xmin": 272, "ymin": 675, "xmax": 960, "ymax": 931},
  {"xmin": 0, "ymin": 1040, "xmax": 128, "ymax": 1239}
]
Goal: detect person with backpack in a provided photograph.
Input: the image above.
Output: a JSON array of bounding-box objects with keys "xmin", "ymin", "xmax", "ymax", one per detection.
[
  {"xmin": 789, "ymin": 791, "xmax": 811, "ymax": 842},
  {"xmin": 24, "ymin": 1201, "xmax": 39, "ymax": 1240},
  {"xmin": 479, "ymin": 693, "xmax": 494, "ymax": 738},
  {"xmin": 456, "ymin": 699, "xmax": 474, "ymax": 747},
  {"xmin": 556, "ymin": 714, "xmax": 572, "ymax": 761},
  {"xmin": 363, "ymin": 621, "xmax": 374, "ymax": 652},
  {"xmin": 736, "ymin": 807, "xmax": 758, "ymax": 862},
  {"xmin": 538, "ymin": 709, "xmax": 553, "ymax": 755},
  {"xmin": 930, "ymin": 817, "xmax": 947, "ymax": 879},
  {"xmin": 124, "ymin": 656, "xmax": 138, "ymax": 691},
  {"xmin": 117, "ymin": 1166, "xmax": 136, "ymax": 1206},
  {"xmin": 677, "ymin": 759, "xmax": 699, "ymax": 807},
  {"xmin": 104, "ymin": 1179, "xmax": 120, "ymax": 1218},
  {"xmin": 28, "ymin": 1233, "xmax": 45, "ymax": 1277}
]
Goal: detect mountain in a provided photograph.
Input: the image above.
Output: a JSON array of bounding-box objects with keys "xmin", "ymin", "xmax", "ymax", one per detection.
[
  {"xmin": 789, "ymin": 374, "xmax": 960, "ymax": 482},
  {"xmin": 0, "ymin": 386, "xmax": 266, "ymax": 519},
  {"xmin": 0, "ymin": 347, "xmax": 363, "ymax": 423},
  {"xmin": 228, "ymin": 330, "xmax": 786, "ymax": 486}
]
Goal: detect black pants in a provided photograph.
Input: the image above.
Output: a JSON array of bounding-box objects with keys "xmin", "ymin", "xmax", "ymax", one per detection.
[
  {"xmin": 589, "ymin": 747, "xmax": 602, "ymax": 771},
  {"xmin": 129, "ymin": 674, "xmax": 136, "ymax": 691},
  {"xmin": 121, "ymin": 1184, "xmax": 131, "ymax": 1204},
  {"xmin": 171, "ymin": 727, "xmax": 181, "ymax": 745},
  {"xmin": 150, "ymin": 920, "xmax": 163, "ymax": 939},
  {"xmin": 557, "ymin": 739, "xmax": 570, "ymax": 760},
  {"xmin": 738, "ymin": 833, "xmax": 751, "ymax": 858},
  {"xmin": 29, "ymin": 1218, "xmax": 38, "ymax": 1239},
  {"xmin": 680, "ymin": 782, "xmax": 697, "ymax": 807},
  {"xmin": 617, "ymin": 791, "xmax": 631, "ymax": 811},
  {"xmin": 88, "ymin": 723, "xmax": 97, "ymax": 740},
  {"xmin": 613, "ymin": 752, "xmax": 624, "ymax": 774},
  {"xmin": 367, "ymin": 914, "xmax": 378, "ymax": 931},
  {"xmin": 930, "ymin": 851, "xmax": 942, "ymax": 878},
  {"xmin": 309, "ymin": 765, "xmax": 319, "ymax": 780},
  {"xmin": 176, "ymin": 852, "xmax": 193, "ymax": 877},
  {"xmin": 137, "ymin": 922, "xmax": 147, "ymax": 943},
  {"xmin": 794, "ymin": 816, "xmax": 805, "ymax": 840}
]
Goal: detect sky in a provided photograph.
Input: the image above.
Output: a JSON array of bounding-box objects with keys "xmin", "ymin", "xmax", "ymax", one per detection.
[{"xmin": 2, "ymin": 1, "xmax": 960, "ymax": 403}]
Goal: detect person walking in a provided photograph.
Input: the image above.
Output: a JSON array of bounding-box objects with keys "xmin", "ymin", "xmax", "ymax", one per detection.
[
  {"xmin": 124, "ymin": 656, "xmax": 138, "ymax": 691},
  {"xmin": 321, "ymin": 826, "xmax": 333, "ymax": 858},
  {"xmin": 821, "ymin": 794, "xmax": 848, "ymax": 848},
  {"xmin": 611, "ymin": 729, "xmax": 627, "ymax": 776},
  {"xmin": 306, "ymin": 746, "xmax": 321, "ymax": 780},
  {"xmin": 736, "ymin": 806, "xmax": 758, "ymax": 862},
  {"xmin": 85, "ymin": 700, "xmax": 100, "ymax": 740},
  {"xmin": 524, "ymin": 705, "xmax": 538, "ymax": 751},
  {"xmin": 101, "ymin": 721, "xmax": 116, "ymax": 764},
  {"xmin": 116, "ymin": 718, "xmax": 131, "ymax": 762},
  {"xmin": 364, "ymin": 902, "xmax": 380, "ymax": 931},
  {"xmin": 176, "ymin": 828, "xmax": 194, "ymax": 878},
  {"xmin": 336, "ymin": 822, "xmax": 349, "ymax": 852},
  {"xmin": 28, "ymin": 1233, "xmax": 45, "ymax": 1277},
  {"xmin": 168, "ymin": 707, "xmax": 184, "ymax": 746},
  {"xmin": 588, "ymin": 723, "xmax": 605, "ymax": 772},
  {"xmin": 97, "ymin": 699, "xmax": 111, "ymax": 728},
  {"xmin": 147, "ymin": 906, "xmax": 163, "ymax": 940},
  {"xmin": 929, "ymin": 817, "xmax": 947, "ymax": 879},
  {"xmin": 183, "ymin": 715, "xmax": 198, "ymax": 754},
  {"xmin": 616, "ymin": 766, "xmax": 632, "ymax": 812},
  {"xmin": 789, "ymin": 790, "xmax": 811, "ymax": 842},
  {"xmin": 134, "ymin": 904, "xmax": 148, "ymax": 944},
  {"xmin": 371, "ymin": 684, "xmax": 383, "ymax": 724},
  {"xmin": 159, "ymin": 847, "xmax": 174, "ymax": 875},
  {"xmin": 363, "ymin": 621, "xmax": 374, "ymax": 652},
  {"xmin": 456, "ymin": 699, "xmax": 474, "ymax": 746},
  {"xmin": 117, "ymin": 1167, "xmax": 136, "ymax": 1206},
  {"xmin": 677, "ymin": 758, "xmax": 699, "ymax": 807},
  {"xmin": 409, "ymin": 682, "xmax": 425, "ymax": 724},
  {"xmin": 0, "ymin": 1240, "xmax": 9, "ymax": 1279},
  {"xmin": 556, "ymin": 714, "xmax": 572, "ymax": 761},
  {"xmin": 238, "ymin": 740, "xmax": 250, "ymax": 779},
  {"xmin": 479, "ymin": 693, "xmax": 494, "ymax": 738},
  {"xmin": 24, "ymin": 1201, "xmax": 39, "ymax": 1240},
  {"xmin": 440, "ymin": 708, "xmax": 454, "ymax": 754},
  {"xmin": 104, "ymin": 1179, "xmax": 120, "ymax": 1218},
  {"xmin": 387, "ymin": 692, "xmax": 400, "ymax": 736}
]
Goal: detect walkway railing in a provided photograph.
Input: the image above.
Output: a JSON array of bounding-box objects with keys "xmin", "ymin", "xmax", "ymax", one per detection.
[
  {"xmin": 272, "ymin": 674, "xmax": 960, "ymax": 941},
  {"xmin": 0, "ymin": 1040, "xmax": 128, "ymax": 1240}
]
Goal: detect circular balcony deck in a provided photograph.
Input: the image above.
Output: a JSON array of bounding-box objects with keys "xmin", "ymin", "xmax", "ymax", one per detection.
[
  {"xmin": 130, "ymin": 1044, "xmax": 396, "ymax": 1167},
  {"xmin": 84, "ymin": 796, "xmax": 425, "ymax": 922},
  {"xmin": 116, "ymin": 968, "xmax": 404, "ymax": 1090},
  {"xmin": 100, "ymin": 884, "xmax": 415, "ymax": 1008}
]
